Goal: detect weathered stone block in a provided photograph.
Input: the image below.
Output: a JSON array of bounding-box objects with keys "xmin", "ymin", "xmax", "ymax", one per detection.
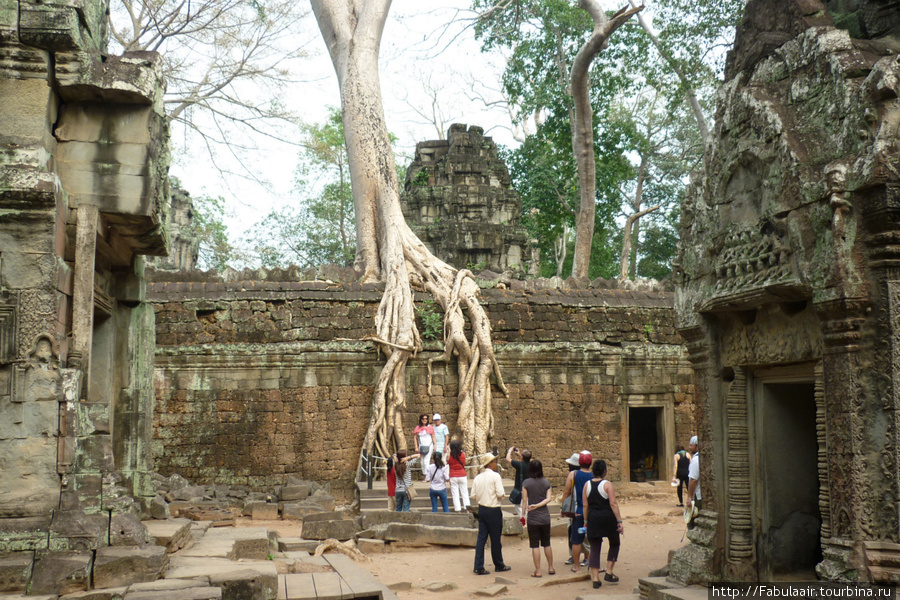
[
  {"xmin": 29, "ymin": 550, "xmax": 93, "ymax": 595},
  {"xmin": 109, "ymin": 512, "xmax": 150, "ymax": 546},
  {"xmin": 208, "ymin": 566, "xmax": 278, "ymax": 600},
  {"xmin": 279, "ymin": 484, "xmax": 309, "ymax": 501},
  {"xmin": 60, "ymin": 586, "xmax": 129, "ymax": 599},
  {"xmin": 277, "ymin": 538, "xmax": 320, "ymax": 553},
  {"xmin": 0, "ymin": 517, "xmax": 50, "ymax": 552},
  {"xmin": 382, "ymin": 523, "xmax": 477, "ymax": 547},
  {"xmin": 250, "ymin": 502, "xmax": 278, "ymax": 520},
  {"xmin": 48, "ymin": 511, "xmax": 109, "ymax": 551},
  {"xmin": 501, "ymin": 514, "xmax": 523, "ymax": 536},
  {"xmin": 92, "ymin": 545, "xmax": 167, "ymax": 589},
  {"xmin": 0, "ymin": 551, "xmax": 32, "ymax": 592},
  {"xmin": 280, "ymin": 503, "xmax": 305, "ymax": 521},
  {"xmin": 142, "ymin": 518, "xmax": 192, "ymax": 553},
  {"xmin": 300, "ymin": 518, "xmax": 359, "ymax": 541},
  {"xmin": 356, "ymin": 538, "xmax": 387, "ymax": 554}
]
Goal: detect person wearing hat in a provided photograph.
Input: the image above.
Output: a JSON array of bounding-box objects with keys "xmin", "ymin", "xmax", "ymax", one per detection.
[
  {"xmin": 563, "ymin": 452, "xmax": 588, "ymax": 566},
  {"xmin": 686, "ymin": 436, "xmax": 701, "ymax": 526},
  {"xmin": 432, "ymin": 414, "xmax": 450, "ymax": 456},
  {"xmin": 470, "ymin": 453, "xmax": 511, "ymax": 575},
  {"xmin": 561, "ymin": 450, "xmax": 594, "ymax": 572}
]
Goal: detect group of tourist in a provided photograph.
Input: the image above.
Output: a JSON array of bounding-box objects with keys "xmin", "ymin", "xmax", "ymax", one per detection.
[{"xmin": 386, "ymin": 415, "xmax": 702, "ymax": 589}]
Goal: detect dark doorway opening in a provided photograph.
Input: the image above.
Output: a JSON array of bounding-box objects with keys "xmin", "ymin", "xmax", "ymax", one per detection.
[
  {"xmin": 629, "ymin": 406, "xmax": 663, "ymax": 481},
  {"xmin": 758, "ymin": 382, "xmax": 822, "ymax": 579}
]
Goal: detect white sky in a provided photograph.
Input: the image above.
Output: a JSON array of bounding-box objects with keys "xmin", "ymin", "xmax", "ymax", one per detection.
[{"xmin": 168, "ymin": 0, "xmax": 521, "ymax": 243}]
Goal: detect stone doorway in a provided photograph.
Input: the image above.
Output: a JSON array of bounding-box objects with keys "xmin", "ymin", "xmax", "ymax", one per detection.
[
  {"xmin": 753, "ymin": 372, "xmax": 821, "ymax": 580},
  {"xmin": 628, "ymin": 406, "xmax": 666, "ymax": 482}
]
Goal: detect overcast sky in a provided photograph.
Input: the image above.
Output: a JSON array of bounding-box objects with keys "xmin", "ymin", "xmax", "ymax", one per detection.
[{"xmin": 168, "ymin": 0, "xmax": 519, "ymax": 244}]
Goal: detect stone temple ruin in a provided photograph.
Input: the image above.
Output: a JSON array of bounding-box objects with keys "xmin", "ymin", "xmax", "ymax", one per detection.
[
  {"xmin": 670, "ymin": 0, "xmax": 900, "ymax": 586},
  {"xmin": 400, "ymin": 124, "xmax": 534, "ymax": 276}
]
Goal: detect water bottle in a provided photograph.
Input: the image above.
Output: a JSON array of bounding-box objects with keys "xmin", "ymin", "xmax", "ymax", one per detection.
[{"xmin": 577, "ymin": 526, "xmax": 587, "ymax": 535}]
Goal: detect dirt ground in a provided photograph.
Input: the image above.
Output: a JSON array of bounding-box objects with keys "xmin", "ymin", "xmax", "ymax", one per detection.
[{"xmin": 248, "ymin": 494, "xmax": 688, "ymax": 600}]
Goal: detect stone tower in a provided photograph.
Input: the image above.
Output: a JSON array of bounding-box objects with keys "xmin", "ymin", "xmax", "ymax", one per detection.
[
  {"xmin": 0, "ymin": 0, "xmax": 171, "ymax": 591},
  {"xmin": 400, "ymin": 124, "xmax": 532, "ymax": 275},
  {"xmin": 672, "ymin": 0, "xmax": 900, "ymax": 586}
]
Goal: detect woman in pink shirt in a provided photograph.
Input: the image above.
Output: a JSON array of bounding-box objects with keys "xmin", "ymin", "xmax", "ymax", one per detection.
[
  {"xmin": 447, "ymin": 440, "xmax": 470, "ymax": 512},
  {"xmin": 414, "ymin": 414, "xmax": 436, "ymax": 476}
]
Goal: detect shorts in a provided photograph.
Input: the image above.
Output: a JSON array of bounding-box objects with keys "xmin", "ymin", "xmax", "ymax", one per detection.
[
  {"xmin": 570, "ymin": 515, "xmax": 586, "ymax": 545},
  {"xmin": 527, "ymin": 523, "xmax": 551, "ymax": 548}
]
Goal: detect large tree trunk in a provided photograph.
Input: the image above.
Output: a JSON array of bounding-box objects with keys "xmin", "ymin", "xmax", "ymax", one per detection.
[
  {"xmin": 310, "ymin": 0, "xmax": 507, "ymax": 471},
  {"xmin": 570, "ymin": 1, "xmax": 643, "ymax": 279}
]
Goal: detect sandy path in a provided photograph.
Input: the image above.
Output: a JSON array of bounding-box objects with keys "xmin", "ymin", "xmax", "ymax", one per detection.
[{"xmin": 362, "ymin": 497, "xmax": 687, "ymax": 599}]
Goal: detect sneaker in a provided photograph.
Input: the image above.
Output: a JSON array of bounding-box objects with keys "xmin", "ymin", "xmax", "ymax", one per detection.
[
  {"xmin": 474, "ymin": 568, "xmax": 489, "ymax": 575},
  {"xmin": 496, "ymin": 565, "xmax": 511, "ymax": 573},
  {"xmin": 580, "ymin": 559, "xmax": 589, "ymax": 567},
  {"xmin": 564, "ymin": 557, "xmax": 574, "ymax": 565}
]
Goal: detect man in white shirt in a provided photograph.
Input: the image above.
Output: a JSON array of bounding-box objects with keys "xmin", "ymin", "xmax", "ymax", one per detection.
[
  {"xmin": 686, "ymin": 435, "xmax": 701, "ymax": 517},
  {"xmin": 433, "ymin": 413, "xmax": 450, "ymax": 455},
  {"xmin": 471, "ymin": 453, "xmax": 510, "ymax": 574}
]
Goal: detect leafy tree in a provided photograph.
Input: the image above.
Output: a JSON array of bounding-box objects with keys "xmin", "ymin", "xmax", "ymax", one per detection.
[
  {"xmin": 192, "ymin": 193, "xmax": 237, "ymax": 271},
  {"xmin": 108, "ymin": 0, "xmax": 312, "ymax": 174},
  {"xmin": 310, "ymin": 0, "xmax": 508, "ymax": 466},
  {"xmin": 243, "ymin": 108, "xmax": 353, "ymax": 268}
]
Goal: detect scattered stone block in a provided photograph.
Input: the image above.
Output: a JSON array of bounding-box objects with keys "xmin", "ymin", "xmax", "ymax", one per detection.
[
  {"xmin": 388, "ymin": 581, "xmax": 412, "ymax": 591},
  {"xmin": 356, "ymin": 538, "xmax": 386, "ymax": 554},
  {"xmin": 60, "ymin": 586, "xmax": 128, "ymax": 599},
  {"xmin": 165, "ymin": 556, "xmax": 276, "ymax": 583},
  {"xmin": 125, "ymin": 587, "xmax": 223, "ymax": 600},
  {"xmin": 280, "ymin": 504, "xmax": 305, "ymax": 521},
  {"xmin": 383, "ymin": 523, "xmax": 477, "ymax": 547},
  {"xmin": 300, "ymin": 518, "xmax": 359, "ymax": 541},
  {"xmin": 93, "ymin": 545, "xmax": 167, "ymax": 589},
  {"xmin": 475, "ymin": 583, "xmax": 508, "ymax": 596},
  {"xmin": 279, "ymin": 485, "xmax": 310, "ymax": 501},
  {"xmin": 277, "ymin": 538, "xmax": 320, "ymax": 553},
  {"xmin": 501, "ymin": 514, "xmax": 524, "ymax": 536},
  {"xmin": 142, "ymin": 518, "xmax": 192, "ymax": 553},
  {"xmin": 0, "ymin": 551, "xmax": 32, "ymax": 593},
  {"xmin": 425, "ymin": 581, "xmax": 457, "ymax": 592},
  {"xmin": 308, "ymin": 490, "xmax": 335, "ymax": 512},
  {"xmin": 130, "ymin": 579, "xmax": 211, "ymax": 592},
  {"xmin": 250, "ymin": 503, "xmax": 279, "ymax": 521},
  {"xmin": 208, "ymin": 566, "xmax": 277, "ymax": 600},
  {"xmin": 550, "ymin": 518, "xmax": 569, "ymax": 537},
  {"xmin": 495, "ymin": 576, "xmax": 515, "ymax": 585},
  {"xmin": 149, "ymin": 495, "xmax": 170, "ymax": 520},
  {"xmin": 109, "ymin": 513, "xmax": 151, "ymax": 546},
  {"xmin": 29, "ymin": 550, "xmax": 93, "ymax": 595}
]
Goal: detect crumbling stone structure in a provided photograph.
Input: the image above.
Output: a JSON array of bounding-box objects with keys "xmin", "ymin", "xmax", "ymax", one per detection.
[
  {"xmin": 401, "ymin": 124, "xmax": 534, "ymax": 275},
  {"xmin": 0, "ymin": 0, "xmax": 170, "ymax": 590},
  {"xmin": 673, "ymin": 0, "xmax": 900, "ymax": 585},
  {"xmin": 148, "ymin": 270, "xmax": 694, "ymax": 499}
]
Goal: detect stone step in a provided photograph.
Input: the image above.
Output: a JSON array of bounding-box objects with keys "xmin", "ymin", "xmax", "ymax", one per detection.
[
  {"xmin": 638, "ymin": 576, "xmax": 682, "ymax": 600},
  {"xmin": 659, "ymin": 585, "xmax": 711, "ymax": 600},
  {"xmin": 142, "ymin": 518, "xmax": 193, "ymax": 553}
]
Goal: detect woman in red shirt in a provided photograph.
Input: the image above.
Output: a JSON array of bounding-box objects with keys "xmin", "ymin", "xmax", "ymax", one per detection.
[{"xmin": 447, "ymin": 440, "xmax": 470, "ymax": 512}]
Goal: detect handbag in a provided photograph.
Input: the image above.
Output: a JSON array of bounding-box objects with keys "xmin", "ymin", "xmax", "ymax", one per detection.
[
  {"xmin": 509, "ymin": 488, "xmax": 522, "ymax": 505},
  {"xmin": 419, "ymin": 445, "xmax": 431, "ymax": 455},
  {"xmin": 406, "ymin": 485, "xmax": 417, "ymax": 500},
  {"xmin": 561, "ymin": 492, "xmax": 576, "ymax": 518}
]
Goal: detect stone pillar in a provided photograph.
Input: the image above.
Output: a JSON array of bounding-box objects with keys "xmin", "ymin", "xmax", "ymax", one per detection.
[
  {"xmin": 668, "ymin": 323, "xmax": 723, "ymax": 585},
  {"xmin": 72, "ymin": 203, "xmax": 98, "ymax": 396}
]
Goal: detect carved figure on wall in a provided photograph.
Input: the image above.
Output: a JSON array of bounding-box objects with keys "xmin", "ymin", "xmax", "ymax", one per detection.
[{"xmin": 23, "ymin": 334, "xmax": 60, "ymax": 403}]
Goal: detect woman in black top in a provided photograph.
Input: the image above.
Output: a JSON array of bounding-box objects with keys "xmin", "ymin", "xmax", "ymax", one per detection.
[
  {"xmin": 582, "ymin": 459, "xmax": 624, "ymax": 588},
  {"xmin": 672, "ymin": 443, "xmax": 691, "ymax": 507}
]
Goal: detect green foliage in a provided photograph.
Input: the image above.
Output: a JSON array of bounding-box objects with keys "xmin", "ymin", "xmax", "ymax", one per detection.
[
  {"xmin": 411, "ymin": 169, "xmax": 429, "ymax": 187},
  {"xmin": 244, "ymin": 107, "xmax": 355, "ymax": 268},
  {"xmin": 416, "ymin": 299, "xmax": 443, "ymax": 341},
  {"xmin": 192, "ymin": 193, "xmax": 237, "ymax": 271},
  {"xmin": 474, "ymin": 0, "xmax": 743, "ymax": 281}
]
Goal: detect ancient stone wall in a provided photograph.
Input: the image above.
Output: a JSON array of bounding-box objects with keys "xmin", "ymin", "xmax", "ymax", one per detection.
[{"xmin": 149, "ymin": 272, "xmax": 694, "ymax": 499}]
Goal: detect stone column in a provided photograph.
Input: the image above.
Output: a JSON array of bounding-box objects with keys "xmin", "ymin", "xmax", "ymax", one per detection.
[
  {"xmin": 668, "ymin": 323, "xmax": 723, "ymax": 585},
  {"xmin": 815, "ymin": 298, "xmax": 868, "ymax": 581},
  {"xmin": 71, "ymin": 203, "xmax": 98, "ymax": 397}
]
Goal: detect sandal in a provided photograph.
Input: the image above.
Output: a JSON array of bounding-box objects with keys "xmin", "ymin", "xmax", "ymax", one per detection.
[
  {"xmin": 548, "ymin": 568, "xmax": 556, "ymax": 575},
  {"xmin": 532, "ymin": 571, "xmax": 542, "ymax": 578},
  {"xmin": 571, "ymin": 567, "xmax": 580, "ymax": 573},
  {"xmin": 604, "ymin": 573, "xmax": 619, "ymax": 583}
]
